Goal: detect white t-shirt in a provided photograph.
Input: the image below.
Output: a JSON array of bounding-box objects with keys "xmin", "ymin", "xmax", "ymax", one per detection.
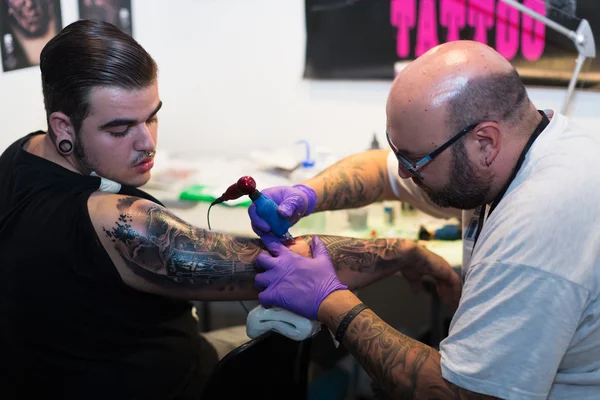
[{"xmin": 387, "ymin": 110, "xmax": 600, "ymax": 399}]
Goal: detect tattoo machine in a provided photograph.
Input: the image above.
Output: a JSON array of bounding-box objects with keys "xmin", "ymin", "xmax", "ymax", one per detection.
[
  {"xmin": 207, "ymin": 176, "xmax": 321, "ymax": 341},
  {"xmin": 207, "ymin": 176, "xmax": 294, "ymax": 242}
]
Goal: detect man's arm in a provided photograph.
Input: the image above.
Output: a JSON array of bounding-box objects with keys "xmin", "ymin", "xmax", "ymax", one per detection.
[
  {"xmin": 89, "ymin": 194, "xmax": 458, "ymax": 302},
  {"xmin": 298, "ymin": 235, "xmax": 460, "ymax": 305},
  {"xmin": 318, "ymin": 291, "xmax": 497, "ymax": 399},
  {"xmin": 90, "ymin": 194, "xmax": 262, "ymax": 300},
  {"xmin": 303, "ymin": 149, "xmax": 398, "ymax": 212}
]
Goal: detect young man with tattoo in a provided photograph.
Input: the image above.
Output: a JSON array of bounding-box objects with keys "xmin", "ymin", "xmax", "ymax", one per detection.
[
  {"xmin": 250, "ymin": 41, "xmax": 600, "ymax": 399},
  {"xmin": 0, "ymin": 20, "xmax": 461, "ymax": 399}
]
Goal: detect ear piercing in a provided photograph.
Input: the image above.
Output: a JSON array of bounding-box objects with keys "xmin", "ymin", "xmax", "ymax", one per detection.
[{"xmin": 58, "ymin": 139, "xmax": 73, "ymax": 154}]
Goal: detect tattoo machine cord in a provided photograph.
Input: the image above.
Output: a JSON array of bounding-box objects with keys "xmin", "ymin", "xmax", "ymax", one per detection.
[{"xmin": 206, "ymin": 203, "xmax": 214, "ymax": 230}]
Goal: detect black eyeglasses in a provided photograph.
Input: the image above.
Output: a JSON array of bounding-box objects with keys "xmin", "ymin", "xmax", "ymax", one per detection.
[{"xmin": 386, "ymin": 122, "xmax": 481, "ymax": 180}]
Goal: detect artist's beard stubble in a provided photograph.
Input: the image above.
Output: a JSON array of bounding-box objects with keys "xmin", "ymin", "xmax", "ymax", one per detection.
[{"xmin": 417, "ymin": 140, "xmax": 492, "ymax": 211}]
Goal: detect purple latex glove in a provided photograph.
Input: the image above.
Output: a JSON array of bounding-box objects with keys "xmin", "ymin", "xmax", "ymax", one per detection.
[
  {"xmin": 248, "ymin": 184, "xmax": 317, "ymax": 238},
  {"xmin": 255, "ymin": 235, "xmax": 348, "ymax": 321}
]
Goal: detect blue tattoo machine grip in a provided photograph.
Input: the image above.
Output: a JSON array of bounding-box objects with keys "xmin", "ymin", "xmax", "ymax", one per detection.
[
  {"xmin": 250, "ymin": 191, "xmax": 294, "ymax": 241},
  {"xmin": 209, "ymin": 176, "xmax": 294, "ymax": 242}
]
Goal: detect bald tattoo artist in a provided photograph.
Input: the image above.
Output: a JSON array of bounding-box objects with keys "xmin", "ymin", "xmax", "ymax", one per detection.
[{"xmin": 250, "ymin": 40, "xmax": 600, "ymax": 399}]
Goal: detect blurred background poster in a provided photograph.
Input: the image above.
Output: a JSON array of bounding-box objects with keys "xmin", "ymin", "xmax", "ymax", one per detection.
[
  {"xmin": 78, "ymin": 0, "xmax": 132, "ymax": 36},
  {"xmin": 304, "ymin": 0, "xmax": 600, "ymax": 89},
  {"xmin": 0, "ymin": 0, "xmax": 62, "ymax": 73}
]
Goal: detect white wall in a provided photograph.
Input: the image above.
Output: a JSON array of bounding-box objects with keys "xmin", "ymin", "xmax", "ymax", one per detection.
[{"xmin": 1, "ymin": 0, "xmax": 599, "ymax": 159}]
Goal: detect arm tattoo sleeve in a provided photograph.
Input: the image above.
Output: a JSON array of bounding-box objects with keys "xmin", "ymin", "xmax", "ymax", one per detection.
[
  {"xmin": 341, "ymin": 310, "xmax": 496, "ymax": 399},
  {"xmin": 315, "ymin": 153, "xmax": 387, "ymax": 211},
  {"xmin": 101, "ymin": 199, "xmax": 420, "ymax": 295},
  {"xmin": 301, "ymin": 235, "xmax": 414, "ymax": 274},
  {"xmin": 102, "ymin": 197, "xmax": 263, "ymax": 293}
]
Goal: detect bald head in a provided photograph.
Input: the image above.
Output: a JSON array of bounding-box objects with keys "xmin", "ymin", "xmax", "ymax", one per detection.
[
  {"xmin": 387, "ymin": 40, "xmax": 530, "ymax": 137},
  {"xmin": 386, "ymin": 41, "xmax": 540, "ymax": 210}
]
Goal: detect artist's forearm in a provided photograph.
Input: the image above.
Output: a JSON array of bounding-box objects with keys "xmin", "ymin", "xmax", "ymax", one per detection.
[
  {"xmin": 297, "ymin": 234, "xmax": 420, "ymax": 290},
  {"xmin": 320, "ymin": 291, "xmax": 492, "ymax": 399},
  {"xmin": 302, "ymin": 149, "xmax": 396, "ymax": 212}
]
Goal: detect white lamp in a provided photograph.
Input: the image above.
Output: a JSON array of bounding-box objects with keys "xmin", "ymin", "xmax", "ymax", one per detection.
[{"xmin": 501, "ymin": 0, "xmax": 596, "ymax": 114}]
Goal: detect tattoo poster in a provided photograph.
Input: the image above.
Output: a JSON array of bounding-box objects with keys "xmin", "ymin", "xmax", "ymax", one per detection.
[
  {"xmin": 304, "ymin": 0, "xmax": 600, "ymax": 89},
  {"xmin": 1, "ymin": 0, "xmax": 62, "ymax": 73},
  {"xmin": 78, "ymin": 0, "xmax": 133, "ymax": 36}
]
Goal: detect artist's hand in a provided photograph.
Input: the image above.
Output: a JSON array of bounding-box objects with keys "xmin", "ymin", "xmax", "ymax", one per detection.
[
  {"xmin": 248, "ymin": 184, "xmax": 317, "ymax": 238},
  {"xmin": 402, "ymin": 246, "xmax": 462, "ymax": 309},
  {"xmin": 255, "ymin": 235, "xmax": 347, "ymax": 321}
]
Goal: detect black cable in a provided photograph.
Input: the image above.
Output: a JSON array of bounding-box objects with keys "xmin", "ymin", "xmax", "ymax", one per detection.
[
  {"xmin": 239, "ymin": 301, "xmax": 250, "ymax": 314},
  {"xmin": 207, "ymin": 203, "xmax": 213, "ymax": 230}
]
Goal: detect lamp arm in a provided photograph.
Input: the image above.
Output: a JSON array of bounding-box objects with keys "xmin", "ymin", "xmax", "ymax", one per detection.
[{"xmin": 501, "ymin": 0, "xmax": 596, "ymax": 115}]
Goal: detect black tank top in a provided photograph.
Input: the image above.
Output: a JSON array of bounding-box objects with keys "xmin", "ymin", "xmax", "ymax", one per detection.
[{"xmin": 0, "ymin": 132, "xmax": 217, "ymax": 399}]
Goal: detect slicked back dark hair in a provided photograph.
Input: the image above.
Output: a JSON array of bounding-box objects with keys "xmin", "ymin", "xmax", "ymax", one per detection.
[
  {"xmin": 446, "ymin": 69, "xmax": 529, "ymax": 137},
  {"xmin": 40, "ymin": 19, "xmax": 158, "ymax": 139}
]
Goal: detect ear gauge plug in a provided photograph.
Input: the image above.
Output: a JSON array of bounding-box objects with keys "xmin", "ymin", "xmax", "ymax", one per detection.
[{"xmin": 58, "ymin": 139, "xmax": 73, "ymax": 154}]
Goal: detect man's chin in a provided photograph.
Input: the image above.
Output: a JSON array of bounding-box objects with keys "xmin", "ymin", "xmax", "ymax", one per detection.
[
  {"xmin": 426, "ymin": 192, "xmax": 482, "ymax": 210},
  {"xmin": 103, "ymin": 173, "xmax": 151, "ymax": 189},
  {"xmin": 128, "ymin": 173, "xmax": 152, "ymax": 188},
  {"xmin": 425, "ymin": 194, "xmax": 451, "ymax": 208},
  {"xmin": 422, "ymin": 188, "xmax": 460, "ymax": 209},
  {"xmin": 411, "ymin": 177, "xmax": 424, "ymax": 188},
  {"xmin": 123, "ymin": 175, "xmax": 150, "ymax": 188},
  {"xmin": 411, "ymin": 178, "xmax": 478, "ymax": 209},
  {"xmin": 15, "ymin": 17, "xmax": 50, "ymax": 38}
]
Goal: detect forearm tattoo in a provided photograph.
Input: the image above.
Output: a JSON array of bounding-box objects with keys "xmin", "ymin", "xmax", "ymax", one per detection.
[
  {"xmin": 315, "ymin": 153, "xmax": 387, "ymax": 211},
  {"xmin": 301, "ymin": 235, "xmax": 413, "ymax": 274},
  {"xmin": 102, "ymin": 197, "xmax": 263, "ymax": 292},
  {"xmin": 341, "ymin": 310, "xmax": 493, "ymax": 399}
]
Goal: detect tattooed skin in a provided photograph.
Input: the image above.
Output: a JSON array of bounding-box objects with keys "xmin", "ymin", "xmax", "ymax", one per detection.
[
  {"xmin": 312, "ymin": 150, "xmax": 387, "ymax": 211},
  {"xmin": 300, "ymin": 234, "xmax": 461, "ymax": 308},
  {"xmin": 102, "ymin": 197, "xmax": 434, "ymax": 295},
  {"xmin": 337, "ymin": 309, "xmax": 495, "ymax": 399},
  {"xmin": 300, "ymin": 235, "xmax": 414, "ymax": 275},
  {"xmin": 104, "ymin": 198, "xmax": 263, "ymax": 292}
]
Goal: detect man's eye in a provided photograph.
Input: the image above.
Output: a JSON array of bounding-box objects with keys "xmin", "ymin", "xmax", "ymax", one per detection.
[{"xmin": 110, "ymin": 128, "xmax": 130, "ymax": 137}]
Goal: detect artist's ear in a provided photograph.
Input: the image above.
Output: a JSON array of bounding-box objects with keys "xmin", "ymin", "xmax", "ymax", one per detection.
[
  {"xmin": 473, "ymin": 122, "xmax": 501, "ymax": 168},
  {"xmin": 49, "ymin": 112, "xmax": 77, "ymax": 154}
]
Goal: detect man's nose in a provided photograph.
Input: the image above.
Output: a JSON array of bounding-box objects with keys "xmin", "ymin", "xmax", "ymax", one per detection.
[
  {"xmin": 136, "ymin": 124, "xmax": 156, "ymax": 151},
  {"xmin": 397, "ymin": 165, "xmax": 412, "ymax": 180}
]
